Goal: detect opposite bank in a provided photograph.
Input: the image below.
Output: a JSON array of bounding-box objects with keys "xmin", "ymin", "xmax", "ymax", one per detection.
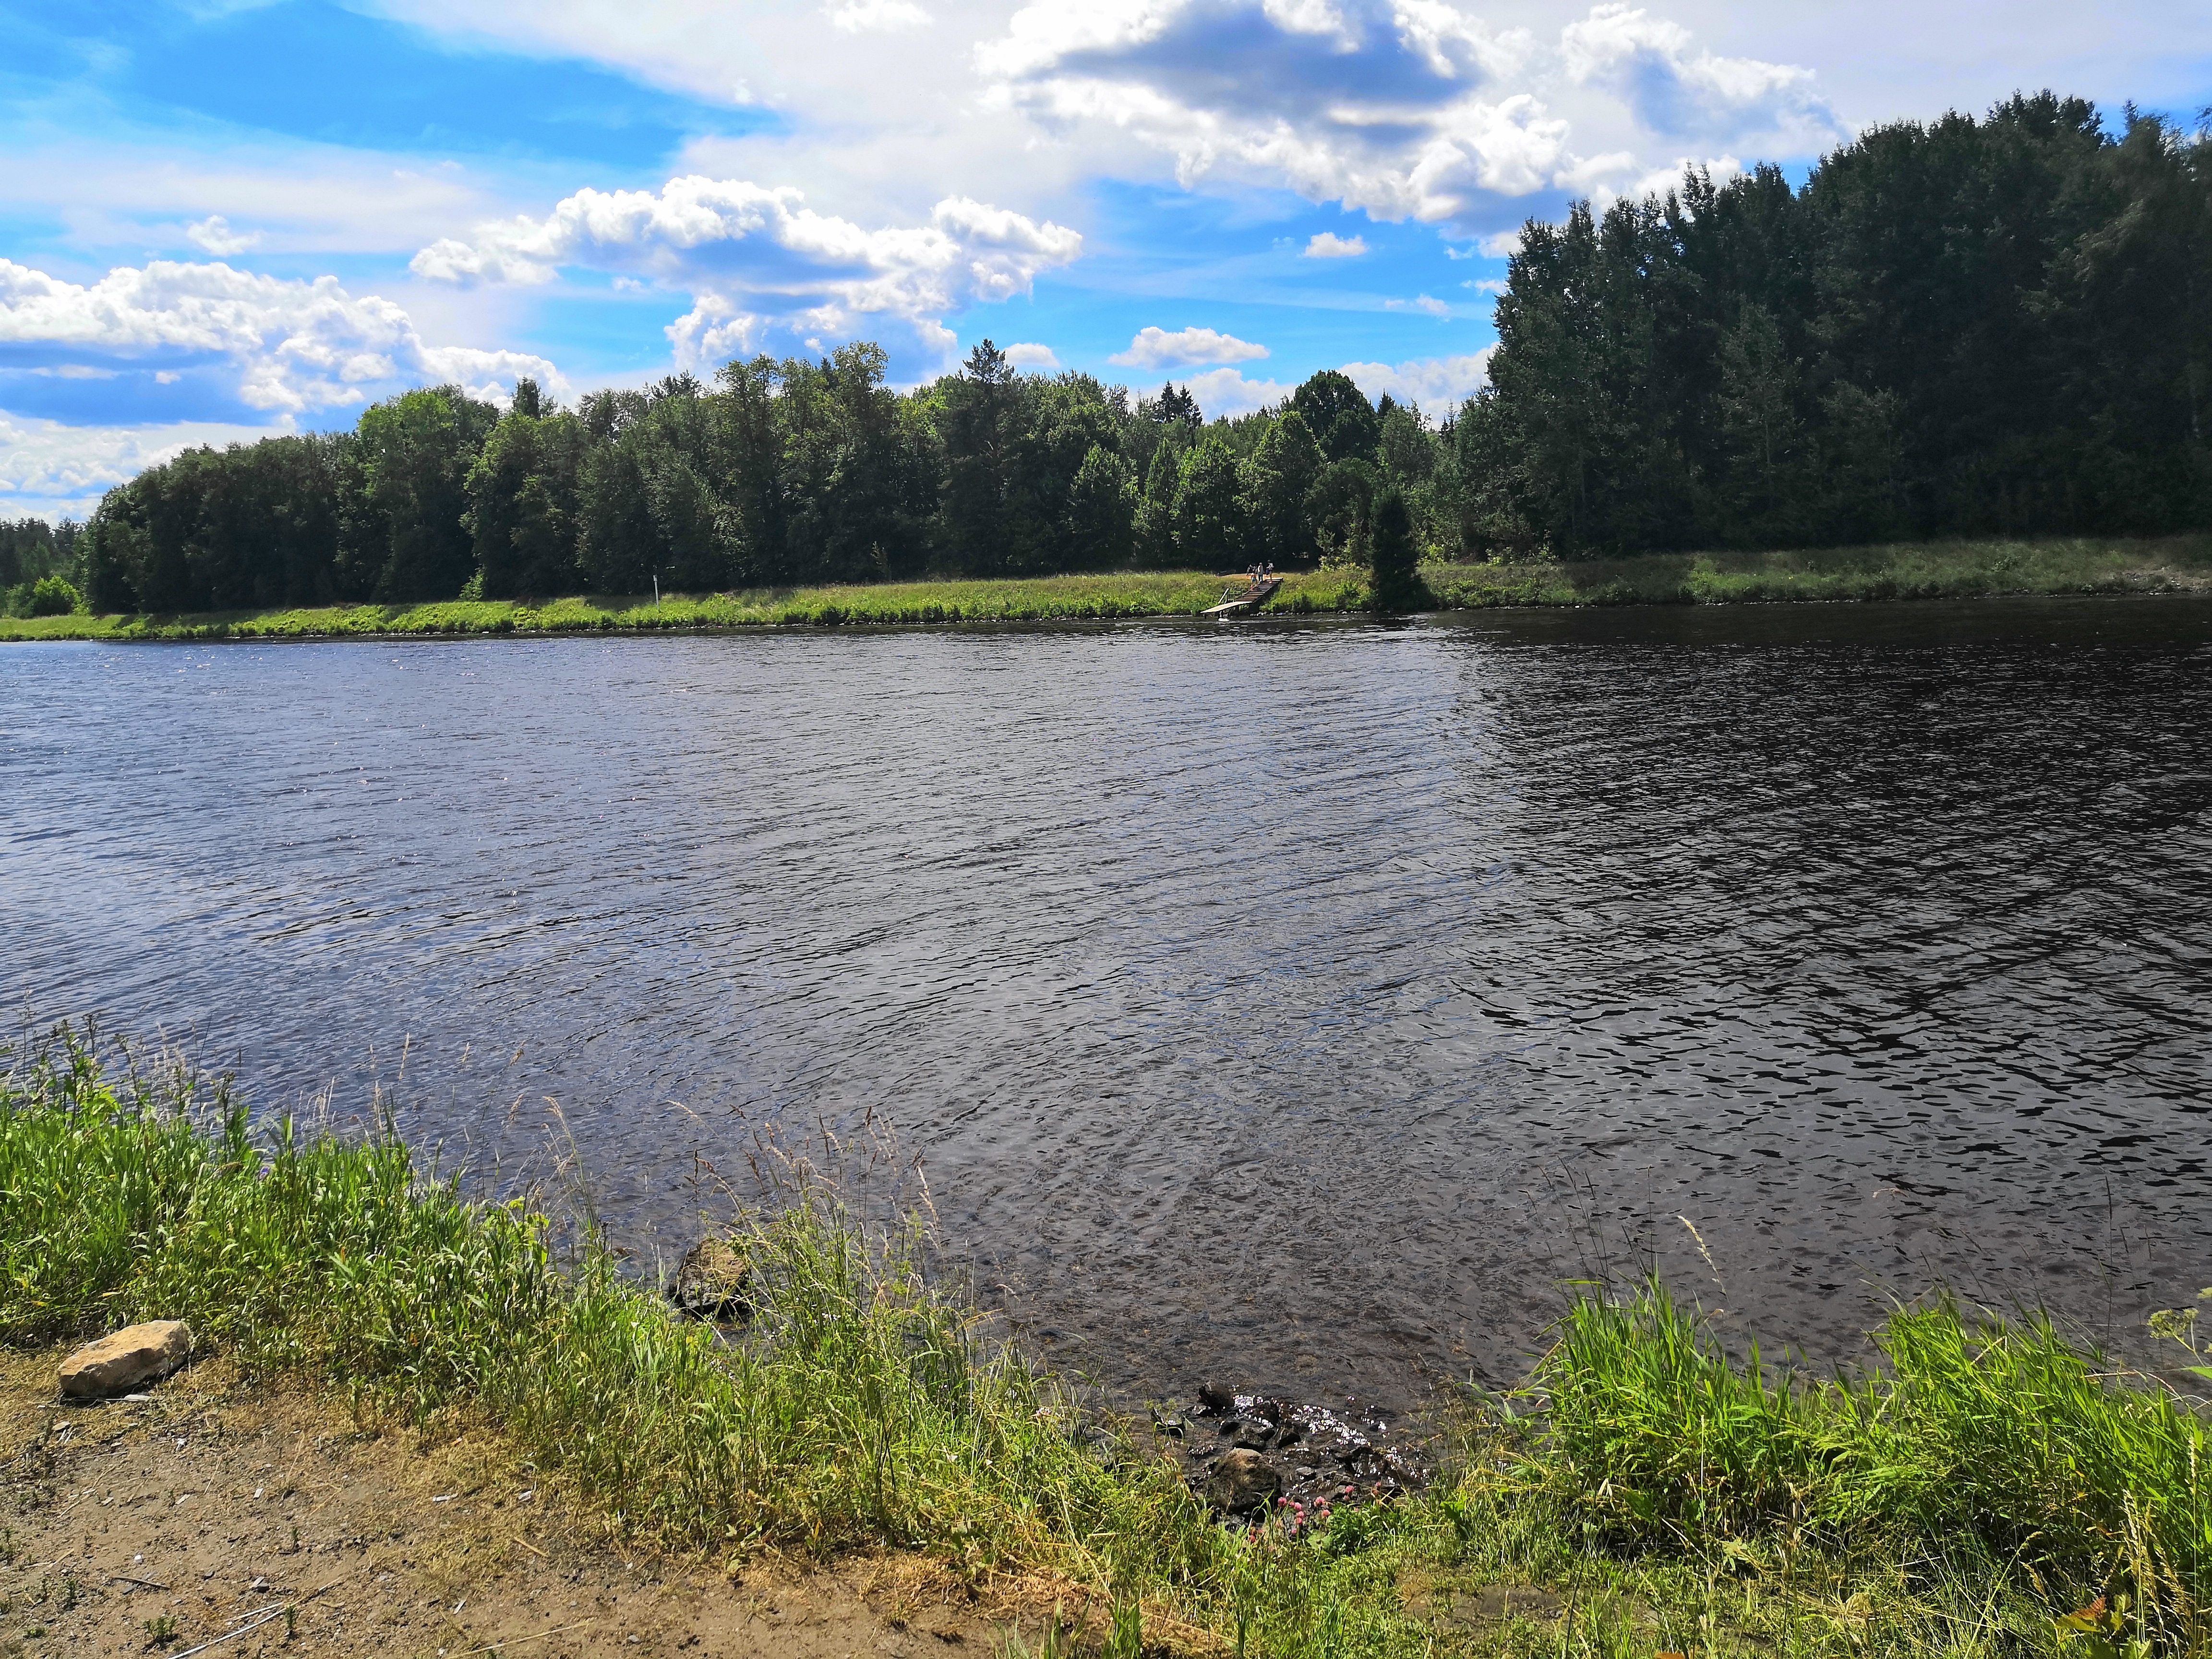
[{"xmin": 4, "ymin": 536, "xmax": 2208, "ymax": 642}]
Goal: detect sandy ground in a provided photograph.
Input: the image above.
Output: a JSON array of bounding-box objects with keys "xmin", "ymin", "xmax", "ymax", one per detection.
[{"xmin": 0, "ymin": 1346, "xmax": 1097, "ymax": 1659}]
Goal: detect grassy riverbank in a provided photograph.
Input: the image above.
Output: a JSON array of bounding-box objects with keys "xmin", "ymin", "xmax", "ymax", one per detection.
[
  {"xmin": 0, "ymin": 569, "xmax": 1366, "ymax": 642},
  {"xmin": 1424, "ymin": 534, "xmax": 2212, "ymax": 609},
  {"xmin": 5, "ymin": 1025, "xmax": 2208, "ymax": 1658},
  {"xmin": 3, "ymin": 537, "xmax": 2205, "ymax": 642}
]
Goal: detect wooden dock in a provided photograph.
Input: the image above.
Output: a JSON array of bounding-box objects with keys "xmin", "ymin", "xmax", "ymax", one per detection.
[{"xmin": 1202, "ymin": 576, "xmax": 1282, "ymax": 616}]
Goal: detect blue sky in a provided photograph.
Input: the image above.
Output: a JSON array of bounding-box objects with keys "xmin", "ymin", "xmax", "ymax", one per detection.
[{"xmin": 1, "ymin": 0, "xmax": 2206, "ymax": 517}]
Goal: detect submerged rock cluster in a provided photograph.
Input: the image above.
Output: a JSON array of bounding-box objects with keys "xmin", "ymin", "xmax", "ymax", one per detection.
[{"xmin": 1158, "ymin": 1381, "xmax": 1421, "ymax": 1533}]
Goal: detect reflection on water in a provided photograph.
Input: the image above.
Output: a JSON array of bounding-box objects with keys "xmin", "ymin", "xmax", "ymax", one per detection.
[{"xmin": 4, "ymin": 598, "xmax": 2209, "ymax": 1407}]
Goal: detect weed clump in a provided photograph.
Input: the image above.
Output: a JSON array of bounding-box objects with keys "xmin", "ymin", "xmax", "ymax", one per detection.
[{"xmin": 1457, "ymin": 1279, "xmax": 2212, "ymax": 1657}]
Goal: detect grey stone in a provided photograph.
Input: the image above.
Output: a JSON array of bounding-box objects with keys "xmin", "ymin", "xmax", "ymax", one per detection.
[{"xmin": 1222, "ymin": 1418, "xmax": 1274, "ymax": 1451}]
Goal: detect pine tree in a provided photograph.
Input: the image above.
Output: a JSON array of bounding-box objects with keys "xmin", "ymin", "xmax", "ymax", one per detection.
[{"xmin": 1368, "ymin": 484, "xmax": 1418, "ymax": 612}]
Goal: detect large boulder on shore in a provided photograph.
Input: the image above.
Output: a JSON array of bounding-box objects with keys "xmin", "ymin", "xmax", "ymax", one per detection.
[
  {"xmin": 1202, "ymin": 1448, "xmax": 1282, "ymax": 1517},
  {"xmin": 60, "ymin": 1321, "xmax": 193, "ymax": 1399}
]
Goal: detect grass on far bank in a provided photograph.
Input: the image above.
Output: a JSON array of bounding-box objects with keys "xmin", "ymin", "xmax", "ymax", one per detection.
[
  {"xmin": 0, "ymin": 569, "xmax": 1368, "ymax": 642},
  {"xmin": 4, "ymin": 1021, "xmax": 2209, "ymax": 1658},
  {"xmin": 3, "ymin": 535, "xmax": 2206, "ymax": 643},
  {"xmin": 1422, "ymin": 534, "xmax": 2212, "ymax": 610}
]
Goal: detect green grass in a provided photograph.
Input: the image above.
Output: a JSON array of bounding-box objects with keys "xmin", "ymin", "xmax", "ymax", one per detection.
[
  {"xmin": 1523, "ymin": 1281, "xmax": 2212, "ymax": 1650},
  {"xmin": 5, "ymin": 1022, "xmax": 2208, "ymax": 1657},
  {"xmin": 6, "ymin": 536, "xmax": 2204, "ymax": 643},
  {"xmin": 1421, "ymin": 535, "xmax": 2212, "ymax": 610},
  {"xmin": 0, "ymin": 570, "xmax": 1372, "ymax": 642}
]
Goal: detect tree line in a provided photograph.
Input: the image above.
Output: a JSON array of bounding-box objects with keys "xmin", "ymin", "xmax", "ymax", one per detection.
[
  {"xmin": 16, "ymin": 89, "xmax": 2205, "ymax": 617},
  {"xmin": 1456, "ymin": 93, "xmax": 2210, "ymax": 554},
  {"xmin": 51, "ymin": 342, "xmax": 1445, "ymax": 613}
]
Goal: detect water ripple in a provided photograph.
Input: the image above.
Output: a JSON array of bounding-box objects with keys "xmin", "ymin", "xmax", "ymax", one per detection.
[{"xmin": 3, "ymin": 598, "xmax": 2209, "ymax": 1406}]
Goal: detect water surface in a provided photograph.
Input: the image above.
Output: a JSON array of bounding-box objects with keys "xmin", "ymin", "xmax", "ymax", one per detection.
[{"xmin": 5, "ymin": 598, "xmax": 2209, "ymax": 1407}]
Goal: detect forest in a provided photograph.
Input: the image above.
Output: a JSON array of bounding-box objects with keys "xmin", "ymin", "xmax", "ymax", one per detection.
[{"xmin": 7, "ymin": 91, "xmax": 2206, "ymax": 617}]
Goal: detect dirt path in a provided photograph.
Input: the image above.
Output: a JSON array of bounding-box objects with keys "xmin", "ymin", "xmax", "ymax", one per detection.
[{"xmin": 1, "ymin": 1346, "xmax": 1087, "ymax": 1659}]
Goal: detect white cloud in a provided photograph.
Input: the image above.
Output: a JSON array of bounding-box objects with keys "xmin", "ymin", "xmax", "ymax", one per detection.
[
  {"xmin": 1001, "ymin": 341, "xmax": 1060, "ymax": 368},
  {"xmin": 175, "ymin": 0, "xmax": 1853, "ymax": 284},
  {"xmin": 975, "ymin": 0, "xmax": 1839, "ymax": 231},
  {"xmin": 413, "ymin": 176, "xmax": 1081, "ymax": 372},
  {"xmin": 1185, "ymin": 366, "xmax": 1297, "ymax": 418},
  {"xmin": 185, "ymin": 215, "xmax": 263, "ymax": 256},
  {"xmin": 0, "ymin": 127, "xmax": 513, "ymax": 264},
  {"xmin": 0, "ymin": 258, "xmax": 563, "ymax": 415},
  {"xmin": 1462, "ymin": 276, "xmax": 1507, "ymax": 293},
  {"xmin": 1384, "ymin": 293, "xmax": 1452, "ymax": 315},
  {"xmin": 824, "ymin": 0, "xmax": 932, "ymax": 31},
  {"xmin": 0, "ymin": 412, "xmax": 279, "ymax": 520},
  {"xmin": 1136, "ymin": 350, "xmax": 1493, "ymax": 420},
  {"xmin": 1341, "ymin": 349, "xmax": 1493, "ymax": 409},
  {"xmin": 1478, "ymin": 228, "xmax": 1522, "ymax": 257},
  {"xmin": 1303, "ymin": 231, "xmax": 1368, "ymax": 258},
  {"xmin": 1110, "ymin": 325, "xmax": 1270, "ymax": 369},
  {"xmin": 342, "ymin": 0, "xmax": 2212, "ymax": 187},
  {"xmin": 1562, "ymin": 5, "xmax": 1825, "ymax": 143}
]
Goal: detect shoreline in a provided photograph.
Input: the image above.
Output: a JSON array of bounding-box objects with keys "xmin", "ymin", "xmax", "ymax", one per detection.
[
  {"xmin": 4, "ymin": 536, "xmax": 2207, "ymax": 643},
  {"xmin": 5, "ymin": 1024, "xmax": 2208, "ymax": 1658}
]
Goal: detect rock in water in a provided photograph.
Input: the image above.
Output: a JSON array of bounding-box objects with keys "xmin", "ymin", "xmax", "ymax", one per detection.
[
  {"xmin": 1202, "ymin": 1448, "xmax": 1282, "ymax": 1516},
  {"xmin": 1196, "ymin": 1381, "xmax": 1236, "ymax": 1413},
  {"xmin": 671, "ymin": 1237, "xmax": 750, "ymax": 1322},
  {"xmin": 1222, "ymin": 1417, "xmax": 1274, "ymax": 1452},
  {"xmin": 60, "ymin": 1322, "xmax": 193, "ymax": 1399}
]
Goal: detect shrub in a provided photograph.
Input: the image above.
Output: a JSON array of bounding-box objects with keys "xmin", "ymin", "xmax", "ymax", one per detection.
[{"xmin": 6, "ymin": 575, "xmax": 84, "ymax": 617}]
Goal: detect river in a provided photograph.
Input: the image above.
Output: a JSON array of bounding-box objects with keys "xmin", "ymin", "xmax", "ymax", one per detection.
[{"xmin": 4, "ymin": 597, "xmax": 2209, "ymax": 1409}]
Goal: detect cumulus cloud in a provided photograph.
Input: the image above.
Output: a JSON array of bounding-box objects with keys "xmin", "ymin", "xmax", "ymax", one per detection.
[
  {"xmin": 1185, "ymin": 366, "xmax": 1298, "ymax": 418},
  {"xmin": 1110, "ymin": 325, "xmax": 1269, "ymax": 369},
  {"xmin": 1144, "ymin": 349, "xmax": 1492, "ymax": 420},
  {"xmin": 185, "ymin": 216, "xmax": 262, "ymax": 256},
  {"xmin": 1341, "ymin": 348, "xmax": 1492, "ymax": 408},
  {"xmin": 1002, "ymin": 341, "xmax": 1060, "ymax": 368},
  {"xmin": 1304, "ymin": 231, "xmax": 1368, "ymax": 257},
  {"xmin": 0, "ymin": 411, "xmax": 279, "ymax": 519},
  {"xmin": 413, "ymin": 176, "xmax": 1082, "ymax": 371},
  {"xmin": 976, "ymin": 0, "xmax": 1839, "ymax": 230},
  {"xmin": 0, "ymin": 258, "xmax": 562, "ymax": 415},
  {"xmin": 1562, "ymin": 5, "xmax": 1824, "ymax": 141},
  {"xmin": 1384, "ymin": 293, "xmax": 1453, "ymax": 315}
]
